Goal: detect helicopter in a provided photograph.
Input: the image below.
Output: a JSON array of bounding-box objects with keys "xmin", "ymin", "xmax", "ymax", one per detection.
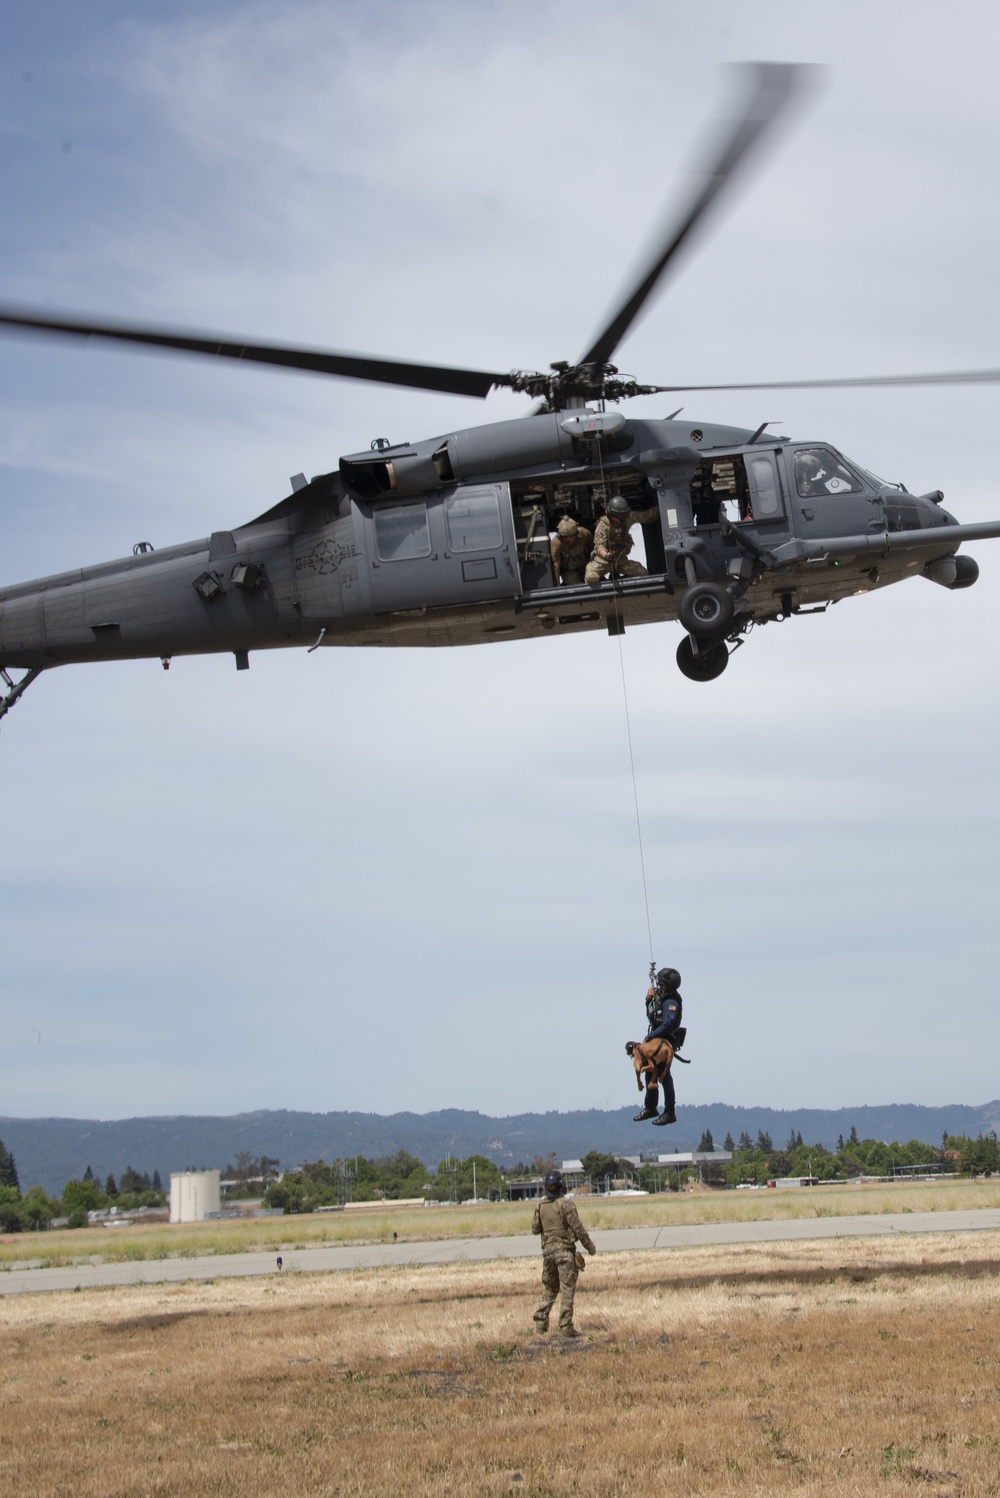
[{"xmin": 2, "ymin": 60, "xmax": 1000, "ymax": 724}]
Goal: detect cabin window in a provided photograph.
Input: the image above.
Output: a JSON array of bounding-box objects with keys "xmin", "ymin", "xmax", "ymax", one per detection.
[
  {"xmin": 794, "ymin": 448, "xmax": 863, "ymax": 498},
  {"xmin": 373, "ymin": 501, "xmax": 432, "ymax": 561},
  {"xmin": 443, "ymin": 488, "xmax": 503, "ymax": 552},
  {"xmin": 748, "ymin": 456, "xmax": 781, "ymax": 517}
]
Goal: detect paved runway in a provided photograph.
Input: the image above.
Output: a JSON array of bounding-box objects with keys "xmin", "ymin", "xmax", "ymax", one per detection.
[{"xmin": 1, "ymin": 1208, "xmax": 998, "ymax": 1298}]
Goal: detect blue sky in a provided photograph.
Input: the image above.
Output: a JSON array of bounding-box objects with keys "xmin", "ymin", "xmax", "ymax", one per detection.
[{"xmin": 2, "ymin": 0, "xmax": 1000, "ymax": 1121}]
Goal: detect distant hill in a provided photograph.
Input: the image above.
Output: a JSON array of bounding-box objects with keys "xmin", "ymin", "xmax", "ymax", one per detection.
[{"xmin": 3, "ymin": 1102, "xmax": 999, "ymax": 1196}]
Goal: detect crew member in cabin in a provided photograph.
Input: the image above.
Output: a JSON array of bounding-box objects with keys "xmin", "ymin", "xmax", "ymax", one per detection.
[
  {"xmin": 551, "ymin": 517, "xmax": 594, "ymax": 585},
  {"xmin": 585, "ymin": 495, "xmax": 659, "ymax": 585}
]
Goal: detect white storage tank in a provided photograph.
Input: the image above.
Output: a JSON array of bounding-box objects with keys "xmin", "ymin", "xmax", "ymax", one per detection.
[{"xmin": 169, "ymin": 1169, "xmax": 221, "ymax": 1223}]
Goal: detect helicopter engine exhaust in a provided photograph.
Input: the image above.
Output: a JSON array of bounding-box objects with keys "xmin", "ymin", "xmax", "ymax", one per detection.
[{"xmin": 923, "ymin": 554, "xmax": 979, "ymax": 589}]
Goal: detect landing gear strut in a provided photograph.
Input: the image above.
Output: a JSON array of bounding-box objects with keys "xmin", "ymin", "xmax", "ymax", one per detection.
[{"xmin": 0, "ymin": 666, "xmax": 45, "ymax": 727}]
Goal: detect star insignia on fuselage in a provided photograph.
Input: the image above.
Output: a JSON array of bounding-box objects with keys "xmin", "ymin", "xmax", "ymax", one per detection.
[{"xmin": 296, "ymin": 539, "xmax": 358, "ymax": 575}]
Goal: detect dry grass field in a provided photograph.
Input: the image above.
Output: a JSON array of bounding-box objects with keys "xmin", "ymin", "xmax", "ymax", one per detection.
[
  {"xmin": 3, "ymin": 1175, "xmax": 1000, "ymax": 1270},
  {"xmin": 2, "ymin": 1230, "xmax": 999, "ymax": 1496}
]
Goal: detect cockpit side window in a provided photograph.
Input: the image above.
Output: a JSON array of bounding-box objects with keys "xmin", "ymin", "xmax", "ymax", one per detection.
[
  {"xmin": 373, "ymin": 501, "xmax": 432, "ymax": 561},
  {"xmin": 794, "ymin": 448, "xmax": 863, "ymax": 498}
]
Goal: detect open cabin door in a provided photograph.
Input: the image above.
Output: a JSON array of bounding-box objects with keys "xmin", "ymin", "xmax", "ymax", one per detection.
[{"xmin": 358, "ymin": 481, "xmax": 521, "ymax": 613}]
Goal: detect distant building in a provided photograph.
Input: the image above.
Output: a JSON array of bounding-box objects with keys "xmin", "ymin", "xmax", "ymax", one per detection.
[
  {"xmin": 169, "ymin": 1169, "xmax": 221, "ymax": 1223},
  {"xmin": 506, "ymin": 1178, "xmax": 546, "ymax": 1201},
  {"xmin": 655, "ymin": 1151, "xmax": 732, "ymax": 1166}
]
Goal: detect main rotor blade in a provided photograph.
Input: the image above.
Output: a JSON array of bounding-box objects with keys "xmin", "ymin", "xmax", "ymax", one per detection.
[
  {"xmin": 0, "ymin": 308, "xmax": 513, "ymax": 399},
  {"xmin": 579, "ymin": 61, "xmax": 805, "ymax": 370},
  {"xmin": 648, "ymin": 368, "xmax": 1000, "ymax": 393}
]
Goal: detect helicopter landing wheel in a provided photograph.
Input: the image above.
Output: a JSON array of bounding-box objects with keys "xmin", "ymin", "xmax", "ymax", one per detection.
[
  {"xmin": 676, "ymin": 635, "xmax": 729, "ymax": 682},
  {"xmin": 678, "ymin": 580, "xmax": 734, "ymax": 639}
]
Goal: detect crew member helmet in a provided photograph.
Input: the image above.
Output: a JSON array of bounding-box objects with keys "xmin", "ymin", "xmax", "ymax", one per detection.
[
  {"xmin": 557, "ymin": 517, "xmax": 578, "ymax": 538},
  {"xmin": 543, "ymin": 1170, "xmax": 565, "ymax": 1195},
  {"xmin": 656, "ymin": 967, "xmax": 681, "ymax": 991},
  {"xmin": 607, "ymin": 495, "xmax": 631, "ymax": 519}
]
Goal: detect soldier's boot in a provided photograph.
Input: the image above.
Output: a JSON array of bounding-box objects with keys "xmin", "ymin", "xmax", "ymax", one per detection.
[
  {"xmin": 634, "ymin": 1086, "xmax": 660, "ymax": 1122},
  {"xmin": 533, "ymin": 1315, "xmax": 549, "ymax": 1334},
  {"xmin": 558, "ymin": 1325, "xmax": 580, "ymax": 1338}
]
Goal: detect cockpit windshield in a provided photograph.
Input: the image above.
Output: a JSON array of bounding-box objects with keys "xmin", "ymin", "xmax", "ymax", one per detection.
[
  {"xmin": 793, "ymin": 447, "xmax": 863, "ymax": 498},
  {"xmin": 850, "ymin": 461, "xmax": 901, "ymax": 492}
]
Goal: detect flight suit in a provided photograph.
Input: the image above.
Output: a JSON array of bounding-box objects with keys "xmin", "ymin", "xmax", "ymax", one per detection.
[
  {"xmin": 551, "ymin": 523, "xmax": 594, "ymax": 585},
  {"xmin": 531, "ymin": 1193, "xmax": 596, "ymax": 1333},
  {"xmin": 585, "ymin": 506, "xmax": 659, "ymax": 585},
  {"xmin": 635, "ymin": 985, "xmax": 682, "ymax": 1123}
]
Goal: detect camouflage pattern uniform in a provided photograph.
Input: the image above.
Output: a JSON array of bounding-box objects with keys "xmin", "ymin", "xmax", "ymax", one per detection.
[
  {"xmin": 551, "ymin": 518, "xmax": 594, "ymax": 586},
  {"xmin": 531, "ymin": 1194, "xmax": 596, "ymax": 1333},
  {"xmin": 585, "ymin": 505, "xmax": 659, "ymax": 585}
]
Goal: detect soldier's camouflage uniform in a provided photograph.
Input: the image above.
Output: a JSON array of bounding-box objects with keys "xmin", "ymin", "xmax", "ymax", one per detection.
[
  {"xmin": 531, "ymin": 1194, "xmax": 596, "ymax": 1333},
  {"xmin": 551, "ymin": 522, "xmax": 593, "ymax": 586},
  {"xmin": 585, "ymin": 505, "xmax": 659, "ymax": 585}
]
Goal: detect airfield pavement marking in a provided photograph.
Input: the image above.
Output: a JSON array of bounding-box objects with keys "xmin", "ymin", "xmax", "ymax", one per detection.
[{"xmin": 1, "ymin": 1207, "xmax": 999, "ymax": 1297}]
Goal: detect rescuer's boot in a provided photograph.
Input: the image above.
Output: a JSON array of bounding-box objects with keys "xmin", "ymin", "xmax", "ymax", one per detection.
[
  {"xmin": 652, "ymin": 1109, "xmax": 677, "ymax": 1126},
  {"xmin": 634, "ymin": 1085, "xmax": 659, "ymax": 1122}
]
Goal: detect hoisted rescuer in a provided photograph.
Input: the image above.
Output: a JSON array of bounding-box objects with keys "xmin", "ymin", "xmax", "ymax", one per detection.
[
  {"xmin": 627, "ymin": 967, "xmax": 688, "ymax": 1126},
  {"xmin": 532, "ymin": 1170, "xmax": 596, "ymax": 1337}
]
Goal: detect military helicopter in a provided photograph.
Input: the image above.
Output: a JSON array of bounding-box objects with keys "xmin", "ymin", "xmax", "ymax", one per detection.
[{"xmin": 2, "ymin": 61, "xmax": 1000, "ymax": 724}]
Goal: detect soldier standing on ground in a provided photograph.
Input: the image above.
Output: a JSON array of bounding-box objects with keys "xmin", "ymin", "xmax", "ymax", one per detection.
[
  {"xmin": 531, "ymin": 1169, "xmax": 596, "ymax": 1337},
  {"xmin": 551, "ymin": 516, "xmax": 594, "ymax": 585},
  {"xmin": 585, "ymin": 494, "xmax": 659, "ymax": 586}
]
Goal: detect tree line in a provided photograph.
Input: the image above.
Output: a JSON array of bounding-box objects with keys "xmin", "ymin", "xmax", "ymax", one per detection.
[
  {"xmin": 267, "ymin": 1128, "xmax": 1000, "ymax": 1210},
  {"xmin": 263, "ymin": 1151, "xmax": 504, "ymax": 1212},
  {"xmin": 2, "ymin": 1125, "xmax": 998, "ymax": 1229},
  {"xmin": 0, "ymin": 1139, "xmax": 167, "ymax": 1232},
  {"xmin": 618, "ymin": 1126, "xmax": 998, "ymax": 1190},
  {"xmin": 261, "ymin": 1128, "xmax": 1000, "ymax": 1212}
]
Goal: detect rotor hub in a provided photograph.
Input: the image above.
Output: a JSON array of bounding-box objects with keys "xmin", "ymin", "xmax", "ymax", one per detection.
[{"xmin": 506, "ymin": 361, "xmax": 663, "ymax": 409}]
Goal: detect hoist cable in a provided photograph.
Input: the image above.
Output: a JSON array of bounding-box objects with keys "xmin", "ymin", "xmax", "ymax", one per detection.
[
  {"xmin": 595, "ymin": 442, "xmax": 655, "ymax": 968},
  {"xmin": 615, "ymin": 623, "xmax": 655, "ymax": 967}
]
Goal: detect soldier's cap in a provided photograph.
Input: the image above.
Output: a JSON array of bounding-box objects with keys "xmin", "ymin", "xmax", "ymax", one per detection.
[{"xmin": 557, "ymin": 517, "xmax": 578, "ymax": 537}]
